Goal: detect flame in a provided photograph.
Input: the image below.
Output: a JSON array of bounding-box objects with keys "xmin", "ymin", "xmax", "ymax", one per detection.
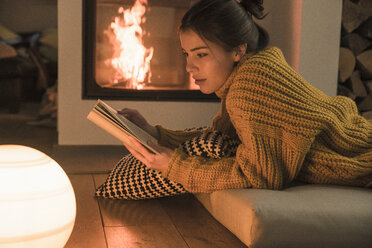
[{"xmin": 105, "ymin": 0, "xmax": 153, "ymax": 89}]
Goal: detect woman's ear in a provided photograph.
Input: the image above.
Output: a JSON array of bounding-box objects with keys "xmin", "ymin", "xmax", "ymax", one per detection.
[{"xmin": 233, "ymin": 43, "xmax": 247, "ymax": 62}]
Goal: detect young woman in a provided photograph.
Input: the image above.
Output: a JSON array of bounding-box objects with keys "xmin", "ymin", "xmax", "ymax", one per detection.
[{"xmin": 120, "ymin": 0, "xmax": 372, "ymax": 192}]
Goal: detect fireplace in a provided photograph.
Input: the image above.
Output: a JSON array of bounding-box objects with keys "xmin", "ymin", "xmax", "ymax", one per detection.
[{"xmin": 82, "ymin": 0, "xmax": 218, "ymax": 101}]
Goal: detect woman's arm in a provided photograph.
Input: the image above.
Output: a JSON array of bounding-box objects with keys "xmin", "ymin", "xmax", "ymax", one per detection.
[{"xmin": 161, "ymin": 107, "xmax": 313, "ymax": 192}]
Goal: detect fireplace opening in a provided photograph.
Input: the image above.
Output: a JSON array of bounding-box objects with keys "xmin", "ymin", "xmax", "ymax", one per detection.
[{"xmin": 83, "ymin": 0, "xmax": 218, "ymax": 101}]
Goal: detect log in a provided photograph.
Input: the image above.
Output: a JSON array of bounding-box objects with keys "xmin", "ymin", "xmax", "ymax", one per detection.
[
  {"xmin": 341, "ymin": 33, "xmax": 371, "ymax": 55},
  {"xmin": 342, "ymin": 0, "xmax": 370, "ymax": 33},
  {"xmin": 366, "ymin": 80, "xmax": 372, "ymax": 93},
  {"xmin": 356, "ymin": 17, "xmax": 372, "ymax": 40},
  {"xmin": 350, "ymin": 71, "xmax": 368, "ymax": 97},
  {"xmin": 339, "ymin": 47, "xmax": 356, "ymax": 83},
  {"xmin": 360, "ymin": 0, "xmax": 372, "ymax": 18},
  {"xmin": 357, "ymin": 49, "xmax": 372, "ymax": 79},
  {"xmin": 338, "ymin": 84, "xmax": 356, "ymax": 100},
  {"xmin": 362, "ymin": 110, "xmax": 372, "ymax": 120},
  {"xmin": 357, "ymin": 95, "xmax": 372, "ymax": 112}
]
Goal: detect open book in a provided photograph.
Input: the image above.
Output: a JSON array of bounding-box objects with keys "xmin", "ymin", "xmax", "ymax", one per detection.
[{"xmin": 86, "ymin": 99, "xmax": 160, "ymax": 154}]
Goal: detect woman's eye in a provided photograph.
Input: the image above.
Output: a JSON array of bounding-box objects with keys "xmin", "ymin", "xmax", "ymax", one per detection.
[{"xmin": 197, "ymin": 53, "xmax": 207, "ymax": 58}]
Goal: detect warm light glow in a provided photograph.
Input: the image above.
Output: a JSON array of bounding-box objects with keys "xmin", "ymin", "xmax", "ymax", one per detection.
[
  {"xmin": 105, "ymin": 0, "xmax": 154, "ymax": 89},
  {"xmin": 0, "ymin": 145, "xmax": 76, "ymax": 248}
]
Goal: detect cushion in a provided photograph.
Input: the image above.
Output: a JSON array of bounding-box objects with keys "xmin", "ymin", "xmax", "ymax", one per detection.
[
  {"xmin": 0, "ymin": 41, "xmax": 17, "ymax": 59},
  {"xmin": 195, "ymin": 185, "xmax": 372, "ymax": 248},
  {"xmin": 95, "ymin": 130, "xmax": 240, "ymax": 200},
  {"xmin": 0, "ymin": 23, "xmax": 20, "ymax": 45},
  {"xmin": 39, "ymin": 28, "xmax": 58, "ymax": 49},
  {"xmin": 95, "ymin": 154, "xmax": 186, "ymax": 200},
  {"xmin": 38, "ymin": 28, "xmax": 58, "ymax": 62},
  {"xmin": 181, "ymin": 130, "xmax": 240, "ymax": 158}
]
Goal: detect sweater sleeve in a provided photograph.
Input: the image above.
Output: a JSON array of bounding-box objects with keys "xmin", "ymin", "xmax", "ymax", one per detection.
[
  {"xmin": 162, "ymin": 120, "xmax": 312, "ymax": 192},
  {"xmin": 163, "ymin": 148, "xmax": 251, "ymax": 192},
  {"xmin": 155, "ymin": 125, "xmax": 207, "ymax": 149},
  {"xmin": 225, "ymin": 118, "xmax": 312, "ymax": 189}
]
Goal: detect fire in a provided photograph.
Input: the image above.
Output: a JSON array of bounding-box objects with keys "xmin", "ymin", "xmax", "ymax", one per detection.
[{"xmin": 105, "ymin": 0, "xmax": 153, "ymax": 89}]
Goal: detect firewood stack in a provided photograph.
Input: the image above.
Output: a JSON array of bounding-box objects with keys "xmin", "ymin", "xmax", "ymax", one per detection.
[{"xmin": 338, "ymin": 0, "xmax": 372, "ymax": 119}]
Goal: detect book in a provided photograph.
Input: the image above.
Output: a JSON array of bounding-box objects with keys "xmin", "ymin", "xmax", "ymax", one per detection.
[{"xmin": 87, "ymin": 99, "xmax": 160, "ymax": 154}]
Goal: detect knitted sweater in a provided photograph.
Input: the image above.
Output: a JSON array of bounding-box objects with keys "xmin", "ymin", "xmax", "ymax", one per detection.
[{"xmin": 156, "ymin": 47, "xmax": 372, "ymax": 193}]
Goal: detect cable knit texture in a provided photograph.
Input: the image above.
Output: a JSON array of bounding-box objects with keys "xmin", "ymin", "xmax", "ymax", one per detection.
[{"xmin": 157, "ymin": 47, "xmax": 372, "ymax": 193}]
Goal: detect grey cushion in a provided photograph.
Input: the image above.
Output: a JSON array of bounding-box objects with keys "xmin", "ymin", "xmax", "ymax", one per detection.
[{"xmin": 195, "ymin": 184, "xmax": 372, "ymax": 248}]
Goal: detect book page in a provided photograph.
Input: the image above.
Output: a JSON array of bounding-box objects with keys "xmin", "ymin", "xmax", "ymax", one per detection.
[
  {"xmin": 87, "ymin": 110, "xmax": 140, "ymax": 153},
  {"xmin": 89, "ymin": 100, "xmax": 160, "ymax": 154},
  {"xmin": 96, "ymin": 100, "xmax": 158, "ymax": 143}
]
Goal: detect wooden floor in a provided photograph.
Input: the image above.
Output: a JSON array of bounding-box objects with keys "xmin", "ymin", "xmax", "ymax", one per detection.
[{"xmin": 0, "ymin": 103, "xmax": 247, "ymax": 248}]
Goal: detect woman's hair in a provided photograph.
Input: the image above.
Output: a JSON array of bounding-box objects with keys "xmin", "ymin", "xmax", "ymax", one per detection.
[{"xmin": 180, "ymin": 0, "xmax": 269, "ymax": 53}]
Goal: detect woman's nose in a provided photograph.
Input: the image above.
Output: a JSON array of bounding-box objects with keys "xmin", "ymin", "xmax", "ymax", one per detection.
[{"xmin": 185, "ymin": 59, "xmax": 196, "ymax": 74}]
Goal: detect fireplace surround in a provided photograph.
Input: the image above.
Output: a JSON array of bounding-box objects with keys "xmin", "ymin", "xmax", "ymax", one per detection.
[{"xmin": 82, "ymin": 0, "xmax": 218, "ymax": 101}]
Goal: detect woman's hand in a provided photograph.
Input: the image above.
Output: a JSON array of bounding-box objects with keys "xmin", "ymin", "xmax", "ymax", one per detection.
[
  {"xmin": 117, "ymin": 108, "xmax": 159, "ymax": 140},
  {"xmin": 123, "ymin": 136, "xmax": 173, "ymax": 174}
]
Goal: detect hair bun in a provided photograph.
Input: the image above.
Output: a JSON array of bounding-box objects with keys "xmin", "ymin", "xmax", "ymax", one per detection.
[{"xmin": 239, "ymin": 0, "xmax": 266, "ymax": 19}]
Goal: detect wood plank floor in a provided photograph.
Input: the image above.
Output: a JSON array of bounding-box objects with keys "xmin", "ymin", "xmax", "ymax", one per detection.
[{"xmin": 0, "ymin": 103, "xmax": 247, "ymax": 248}]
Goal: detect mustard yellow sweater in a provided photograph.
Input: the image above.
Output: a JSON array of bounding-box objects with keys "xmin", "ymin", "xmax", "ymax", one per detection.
[{"xmin": 156, "ymin": 47, "xmax": 372, "ymax": 193}]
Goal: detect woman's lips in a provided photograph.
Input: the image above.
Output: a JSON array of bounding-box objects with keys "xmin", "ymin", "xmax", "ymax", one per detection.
[{"xmin": 194, "ymin": 79, "xmax": 206, "ymax": 85}]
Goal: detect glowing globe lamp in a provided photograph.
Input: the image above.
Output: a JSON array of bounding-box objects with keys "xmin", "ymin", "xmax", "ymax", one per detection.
[{"xmin": 0, "ymin": 145, "xmax": 76, "ymax": 248}]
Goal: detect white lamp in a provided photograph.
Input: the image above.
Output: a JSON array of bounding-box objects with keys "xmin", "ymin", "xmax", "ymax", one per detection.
[{"xmin": 0, "ymin": 145, "xmax": 76, "ymax": 248}]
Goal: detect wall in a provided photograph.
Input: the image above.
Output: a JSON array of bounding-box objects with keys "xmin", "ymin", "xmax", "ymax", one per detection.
[
  {"xmin": 299, "ymin": 0, "xmax": 342, "ymax": 96},
  {"xmin": 58, "ymin": 0, "xmax": 342, "ymax": 145},
  {"xmin": 0, "ymin": 0, "xmax": 57, "ymax": 33},
  {"xmin": 261, "ymin": 0, "xmax": 303, "ymax": 71}
]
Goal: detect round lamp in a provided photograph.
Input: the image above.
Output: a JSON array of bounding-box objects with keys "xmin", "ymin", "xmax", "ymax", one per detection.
[{"xmin": 0, "ymin": 145, "xmax": 76, "ymax": 248}]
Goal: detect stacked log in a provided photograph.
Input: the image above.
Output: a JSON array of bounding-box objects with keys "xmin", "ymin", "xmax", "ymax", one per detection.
[{"xmin": 338, "ymin": 0, "xmax": 372, "ymax": 118}]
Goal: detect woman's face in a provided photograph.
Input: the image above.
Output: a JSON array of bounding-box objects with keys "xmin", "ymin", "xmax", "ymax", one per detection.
[{"xmin": 179, "ymin": 29, "xmax": 239, "ymax": 94}]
